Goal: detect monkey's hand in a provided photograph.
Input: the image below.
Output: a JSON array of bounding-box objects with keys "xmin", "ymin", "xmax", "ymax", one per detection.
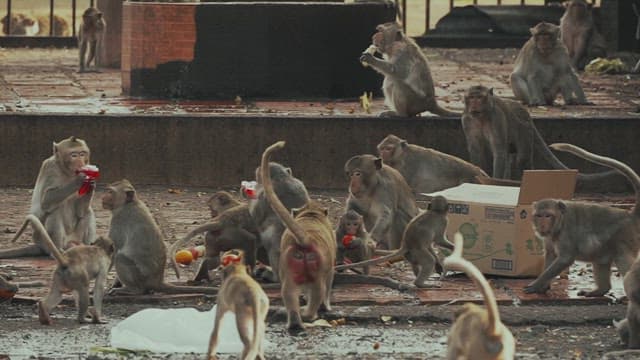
[
  {"xmin": 523, "ymin": 281, "xmax": 550, "ymax": 294},
  {"xmin": 360, "ymin": 52, "xmax": 375, "ymax": 66}
]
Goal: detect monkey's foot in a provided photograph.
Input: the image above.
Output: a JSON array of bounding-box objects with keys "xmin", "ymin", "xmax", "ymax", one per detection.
[
  {"xmin": 414, "ymin": 281, "xmax": 442, "ymax": 289},
  {"xmin": 38, "ymin": 302, "xmax": 52, "ymax": 325},
  {"xmin": 523, "ymin": 284, "xmax": 549, "ymax": 294},
  {"xmin": 578, "ymin": 288, "xmax": 609, "ymax": 297},
  {"xmin": 287, "ymin": 323, "xmax": 307, "ymax": 336}
]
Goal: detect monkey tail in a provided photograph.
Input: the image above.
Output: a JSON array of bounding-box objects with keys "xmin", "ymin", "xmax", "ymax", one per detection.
[
  {"xmin": 245, "ymin": 295, "xmax": 261, "ymax": 360},
  {"xmin": 444, "ymin": 232, "xmax": 501, "ymax": 338},
  {"xmin": 260, "ymin": 141, "xmax": 308, "ymax": 245},
  {"xmin": 429, "ymin": 103, "xmax": 461, "ymax": 117},
  {"xmin": 20, "ymin": 214, "xmax": 68, "ymax": 267},
  {"xmin": 549, "ymin": 143, "xmax": 640, "ymax": 216},
  {"xmin": 11, "ymin": 217, "xmax": 32, "ymax": 243},
  {"xmin": 534, "ymin": 130, "xmax": 619, "ymax": 184},
  {"xmin": 169, "ymin": 220, "xmax": 224, "ymax": 280}
]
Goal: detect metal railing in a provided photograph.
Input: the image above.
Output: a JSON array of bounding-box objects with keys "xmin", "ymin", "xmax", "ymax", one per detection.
[
  {"xmin": 395, "ymin": 0, "xmax": 598, "ymax": 34},
  {"xmin": 3, "ymin": 0, "xmax": 94, "ymax": 37}
]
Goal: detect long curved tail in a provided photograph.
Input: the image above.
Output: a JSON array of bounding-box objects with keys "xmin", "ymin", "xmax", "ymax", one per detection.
[
  {"xmin": 260, "ymin": 141, "xmax": 308, "ymax": 245},
  {"xmin": 169, "ymin": 220, "xmax": 224, "ymax": 279},
  {"xmin": 550, "ymin": 143, "xmax": 640, "ymax": 216},
  {"xmin": 19, "ymin": 214, "xmax": 67, "ymax": 266},
  {"xmin": 444, "ymin": 232, "xmax": 501, "ymax": 338}
]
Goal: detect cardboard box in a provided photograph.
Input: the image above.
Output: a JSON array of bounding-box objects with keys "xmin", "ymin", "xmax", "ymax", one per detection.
[{"xmin": 425, "ymin": 170, "xmax": 577, "ymax": 277}]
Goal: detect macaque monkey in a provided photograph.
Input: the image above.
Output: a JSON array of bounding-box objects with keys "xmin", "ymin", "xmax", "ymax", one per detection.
[
  {"xmin": 344, "ymin": 154, "xmax": 418, "ymax": 250},
  {"xmin": 524, "ymin": 143, "xmax": 640, "ymax": 296},
  {"xmin": 1, "ymin": 13, "xmax": 69, "ymax": 36},
  {"xmin": 260, "ymin": 141, "xmax": 336, "ymax": 335},
  {"xmin": 444, "ymin": 233, "xmax": 515, "ymax": 359},
  {"xmin": 336, "ymin": 196, "xmax": 453, "ymax": 288},
  {"xmin": 170, "ymin": 191, "xmax": 259, "ymax": 282},
  {"xmin": 359, "ymin": 22, "xmax": 458, "ymax": 117},
  {"xmin": 207, "ymin": 249, "xmax": 269, "ymax": 360},
  {"xmin": 0, "ymin": 136, "xmax": 96, "ymax": 259},
  {"xmin": 249, "ymin": 162, "xmax": 310, "ymax": 283},
  {"xmin": 614, "ymin": 257, "xmax": 640, "ymax": 349},
  {"xmin": 377, "ymin": 134, "xmax": 487, "ymax": 193},
  {"xmin": 335, "ymin": 210, "xmax": 376, "ymax": 275},
  {"xmin": 102, "ymin": 179, "xmax": 218, "ymax": 295},
  {"xmin": 12, "ymin": 215, "xmax": 114, "ymax": 325},
  {"xmin": 560, "ymin": 0, "xmax": 607, "ymax": 70},
  {"xmin": 510, "ymin": 22, "xmax": 591, "ymax": 106},
  {"xmin": 78, "ymin": 7, "xmax": 106, "ymax": 73}
]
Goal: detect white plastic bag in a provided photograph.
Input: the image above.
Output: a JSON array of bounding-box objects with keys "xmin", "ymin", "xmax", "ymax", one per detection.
[{"xmin": 110, "ymin": 305, "xmax": 252, "ymax": 354}]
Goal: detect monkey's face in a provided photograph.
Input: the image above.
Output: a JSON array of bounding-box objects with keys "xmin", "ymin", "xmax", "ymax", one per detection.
[
  {"xmin": 102, "ymin": 181, "xmax": 135, "ymax": 211},
  {"xmin": 345, "ymin": 156, "xmax": 381, "ymax": 198},
  {"xmin": 377, "ymin": 143, "xmax": 396, "ymax": 163},
  {"xmin": 344, "ymin": 220, "xmax": 361, "ymax": 236},
  {"xmin": 566, "ymin": 0, "xmax": 589, "ymax": 17},
  {"xmin": 464, "ymin": 91, "xmax": 489, "ymax": 115},
  {"xmin": 101, "ymin": 187, "xmax": 117, "ymax": 211},
  {"xmin": 208, "ymin": 192, "xmax": 233, "ymax": 218},
  {"xmin": 532, "ymin": 203, "xmax": 563, "ymax": 237}
]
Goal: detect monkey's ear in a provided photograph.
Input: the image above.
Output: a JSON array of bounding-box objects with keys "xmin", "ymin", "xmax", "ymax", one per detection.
[
  {"xmin": 488, "ymin": 88, "xmax": 494, "ymax": 96},
  {"xmin": 557, "ymin": 201, "xmax": 567, "ymax": 213},
  {"xmin": 291, "ymin": 207, "xmax": 301, "ymax": 218},
  {"xmin": 529, "ymin": 26, "xmax": 537, "ymax": 35},
  {"xmin": 400, "ymin": 140, "xmax": 408, "ymax": 149},
  {"xmin": 374, "ymin": 158, "xmax": 383, "ymax": 170},
  {"xmin": 322, "ymin": 207, "xmax": 329, "ymax": 216},
  {"xmin": 285, "ymin": 167, "xmax": 292, "ymax": 176},
  {"xmin": 52, "ymin": 141, "xmax": 59, "ymax": 155}
]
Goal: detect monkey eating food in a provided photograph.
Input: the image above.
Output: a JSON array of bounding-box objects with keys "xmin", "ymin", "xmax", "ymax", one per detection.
[{"xmin": 360, "ymin": 22, "xmax": 459, "ymax": 117}]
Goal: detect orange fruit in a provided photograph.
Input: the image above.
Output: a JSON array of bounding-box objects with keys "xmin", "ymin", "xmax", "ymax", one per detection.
[{"xmin": 175, "ymin": 249, "xmax": 194, "ymax": 265}]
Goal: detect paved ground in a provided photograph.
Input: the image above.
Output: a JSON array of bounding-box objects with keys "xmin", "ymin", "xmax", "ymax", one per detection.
[
  {"xmin": 1, "ymin": 47, "xmax": 640, "ymax": 359},
  {"xmin": 1, "ymin": 47, "xmax": 639, "ymax": 117}
]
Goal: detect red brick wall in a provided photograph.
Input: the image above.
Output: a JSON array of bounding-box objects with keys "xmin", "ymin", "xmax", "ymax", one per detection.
[{"xmin": 121, "ymin": 3, "xmax": 196, "ymax": 93}]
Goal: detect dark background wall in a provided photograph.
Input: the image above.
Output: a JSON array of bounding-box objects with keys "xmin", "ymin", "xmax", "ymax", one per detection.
[{"xmin": 0, "ymin": 114, "xmax": 637, "ymax": 192}]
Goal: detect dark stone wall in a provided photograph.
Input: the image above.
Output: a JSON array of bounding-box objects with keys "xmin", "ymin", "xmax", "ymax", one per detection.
[{"xmin": 0, "ymin": 114, "xmax": 638, "ymax": 193}]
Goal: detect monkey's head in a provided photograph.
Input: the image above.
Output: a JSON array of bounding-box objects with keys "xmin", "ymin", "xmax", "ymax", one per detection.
[
  {"xmin": 452, "ymin": 303, "xmax": 508, "ymax": 358},
  {"xmin": 428, "ymin": 196, "xmax": 449, "ymax": 214},
  {"xmin": 565, "ymin": 0, "xmax": 590, "ymax": 17},
  {"xmin": 53, "ymin": 136, "xmax": 90, "ymax": 176},
  {"xmin": 532, "ymin": 199, "xmax": 566, "ymax": 238},
  {"xmin": 220, "ymin": 249, "xmax": 248, "ymax": 278},
  {"xmin": 464, "ymin": 85, "xmax": 494, "ymax": 116},
  {"xmin": 339, "ymin": 209, "xmax": 365, "ymax": 236},
  {"xmin": 255, "ymin": 162, "xmax": 292, "ymax": 184},
  {"xmin": 372, "ymin": 22, "xmax": 403, "ymax": 54},
  {"xmin": 345, "ymin": 154, "xmax": 382, "ymax": 198},
  {"xmin": 377, "ymin": 134, "xmax": 406, "ymax": 166},
  {"xmin": 530, "ymin": 22, "xmax": 560, "ymax": 57},
  {"xmin": 93, "ymin": 235, "xmax": 115, "ymax": 257},
  {"xmin": 207, "ymin": 191, "xmax": 239, "ymax": 218},
  {"xmin": 102, "ymin": 179, "xmax": 136, "ymax": 211}
]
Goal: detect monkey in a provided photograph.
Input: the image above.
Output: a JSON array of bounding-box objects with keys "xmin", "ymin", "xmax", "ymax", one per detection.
[
  {"xmin": 612, "ymin": 252, "xmax": 640, "ymax": 349},
  {"xmin": 11, "ymin": 214, "xmax": 114, "ymax": 325},
  {"xmin": 248, "ymin": 161, "xmax": 310, "ymax": 283},
  {"xmin": 0, "ymin": 136, "xmax": 97, "ymax": 259},
  {"xmin": 207, "ymin": 249, "xmax": 269, "ymax": 360},
  {"xmin": 377, "ymin": 134, "xmax": 488, "ymax": 193},
  {"xmin": 560, "ymin": 0, "xmax": 607, "ymax": 71},
  {"xmin": 78, "ymin": 7, "xmax": 106, "ymax": 73},
  {"xmin": 444, "ymin": 232, "xmax": 516, "ymax": 360},
  {"xmin": 344, "ymin": 154, "xmax": 418, "ymax": 250},
  {"xmin": 169, "ymin": 191, "xmax": 259, "ymax": 282},
  {"xmin": 336, "ymin": 196, "xmax": 453, "ymax": 288},
  {"xmin": 260, "ymin": 141, "xmax": 336, "ymax": 335},
  {"xmin": 1, "ymin": 13, "xmax": 39, "ymax": 35},
  {"xmin": 102, "ymin": 179, "xmax": 218, "ymax": 295},
  {"xmin": 359, "ymin": 22, "xmax": 459, "ymax": 117},
  {"xmin": 524, "ymin": 143, "xmax": 640, "ymax": 297},
  {"xmin": 510, "ymin": 22, "xmax": 591, "ymax": 106},
  {"xmin": 335, "ymin": 210, "xmax": 376, "ymax": 275}
]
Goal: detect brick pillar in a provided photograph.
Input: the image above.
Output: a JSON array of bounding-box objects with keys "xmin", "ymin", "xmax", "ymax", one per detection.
[{"xmin": 96, "ymin": 0, "xmax": 123, "ymax": 68}]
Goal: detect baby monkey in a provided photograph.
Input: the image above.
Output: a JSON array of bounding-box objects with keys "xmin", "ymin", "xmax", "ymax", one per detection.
[
  {"xmin": 207, "ymin": 249, "xmax": 269, "ymax": 360},
  {"xmin": 444, "ymin": 233, "xmax": 515, "ymax": 359},
  {"xmin": 335, "ymin": 210, "xmax": 376, "ymax": 275},
  {"xmin": 14, "ymin": 215, "xmax": 114, "ymax": 325}
]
